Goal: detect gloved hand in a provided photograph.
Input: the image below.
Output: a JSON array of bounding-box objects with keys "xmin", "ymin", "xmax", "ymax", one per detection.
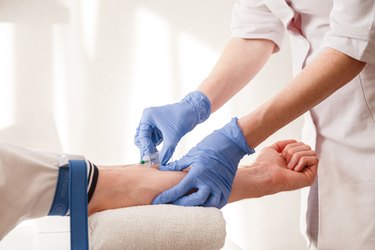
[
  {"xmin": 152, "ymin": 118, "xmax": 255, "ymax": 208},
  {"xmin": 134, "ymin": 91, "xmax": 211, "ymax": 165}
]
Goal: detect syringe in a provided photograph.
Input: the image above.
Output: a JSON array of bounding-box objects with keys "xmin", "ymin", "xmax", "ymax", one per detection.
[{"xmin": 140, "ymin": 152, "xmax": 160, "ymax": 167}]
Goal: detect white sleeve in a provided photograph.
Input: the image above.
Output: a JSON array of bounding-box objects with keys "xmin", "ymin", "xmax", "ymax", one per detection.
[
  {"xmin": 325, "ymin": 0, "xmax": 375, "ymax": 63},
  {"xmin": 0, "ymin": 141, "xmax": 85, "ymax": 239},
  {"xmin": 231, "ymin": 0, "xmax": 285, "ymax": 53}
]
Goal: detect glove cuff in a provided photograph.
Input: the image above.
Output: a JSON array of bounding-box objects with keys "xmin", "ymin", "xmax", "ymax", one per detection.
[
  {"xmin": 183, "ymin": 91, "xmax": 211, "ymax": 124},
  {"xmin": 221, "ymin": 117, "xmax": 255, "ymax": 155}
]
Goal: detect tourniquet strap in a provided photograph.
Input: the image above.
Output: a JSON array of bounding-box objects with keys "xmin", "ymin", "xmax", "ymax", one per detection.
[{"xmin": 69, "ymin": 160, "xmax": 89, "ymax": 250}]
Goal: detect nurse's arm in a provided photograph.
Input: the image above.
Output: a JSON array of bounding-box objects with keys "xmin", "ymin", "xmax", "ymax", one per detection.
[
  {"xmin": 237, "ymin": 48, "xmax": 366, "ymax": 148},
  {"xmin": 198, "ymin": 37, "xmax": 275, "ymax": 112}
]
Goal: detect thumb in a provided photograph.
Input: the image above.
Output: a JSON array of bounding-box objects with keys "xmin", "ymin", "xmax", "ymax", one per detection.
[
  {"xmin": 159, "ymin": 141, "xmax": 177, "ymax": 165},
  {"xmin": 158, "ymin": 156, "xmax": 191, "ymax": 171}
]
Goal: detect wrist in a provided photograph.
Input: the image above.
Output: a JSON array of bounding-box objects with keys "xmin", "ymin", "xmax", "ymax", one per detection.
[
  {"xmin": 230, "ymin": 162, "xmax": 276, "ymax": 202},
  {"xmin": 221, "ymin": 117, "xmax": 255, "ymax": 157},
  {"xmin": 237, "ymin": 112, "xmax": 268, "ymax": 149}
]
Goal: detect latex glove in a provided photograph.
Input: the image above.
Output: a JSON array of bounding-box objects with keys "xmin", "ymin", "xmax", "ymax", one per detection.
[
  {"xmin": 152, "ymin": 118, "xmax": 254, "ymax": 208},
  {"xmin": 134, "ymin": 91, "xmax": 211, "ymax": 165}
]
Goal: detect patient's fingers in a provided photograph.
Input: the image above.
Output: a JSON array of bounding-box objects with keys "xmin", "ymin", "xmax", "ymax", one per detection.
[
  {"xmin": 287, "ymin": 150, "xmax": 316, "ymax": 170},
  {"xmin": 281, "ymin": 142, "xmax": 311, "ymax": 165},
  {"xmin": 173, "ymin": 185, "xmax": 211, "ymax": 206},
  {"xmin": 294, "ymin": 155, "xmax": 319, "ymax": 172},
  {"xmin": 270, "ymin": 140, "xmax": 297, "ymax": 153},
  {"xmin": 152, "ymin": 175, "xmax": 195, "ymax": 205}
]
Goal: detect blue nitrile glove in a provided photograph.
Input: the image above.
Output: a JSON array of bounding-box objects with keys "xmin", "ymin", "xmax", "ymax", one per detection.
[
  {"xmin": 152, "ymin": 117, "xmax": 255, "ymax": 208},
  {"xmin": 134, "ymin": 91, "xmax": 211, "ymax": 165}
]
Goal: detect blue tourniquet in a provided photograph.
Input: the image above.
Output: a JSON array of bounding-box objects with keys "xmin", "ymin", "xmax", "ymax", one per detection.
[{"xmin": 48, "ymin": 160, "xmax": 89, "ymax": 250}]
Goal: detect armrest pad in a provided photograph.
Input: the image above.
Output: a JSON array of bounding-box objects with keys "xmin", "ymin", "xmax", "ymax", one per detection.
[{"xmin": 89, "ymin": 205, "xmax": 226, "ymax": 250}]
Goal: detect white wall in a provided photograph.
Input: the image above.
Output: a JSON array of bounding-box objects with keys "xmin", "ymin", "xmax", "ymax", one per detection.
[{"xmin": 0, "ymin": 0, "xmax": 307, "ymax": 249}]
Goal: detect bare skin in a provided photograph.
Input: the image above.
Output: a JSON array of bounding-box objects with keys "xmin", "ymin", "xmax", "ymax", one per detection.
[
  {"xmin": 88, "ymin": 166, "xmax": 186, "ymax": 215},
  {"xmin": 237, "ymin": 48, "xmax": 366, "ymax": 148},
  {"xmin": 229, "ymin": 140, "xmax": 317, "ymax": 202},
  {"xmin": 88, "ymin": 140, "xmax": 317, "ymax": 215}
]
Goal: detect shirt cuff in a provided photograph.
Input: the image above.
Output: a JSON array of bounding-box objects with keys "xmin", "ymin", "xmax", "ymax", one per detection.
[
  {"xmin": 325, "ymin": 34, "xmax": 375, "ymax": 64},
  {"xmin": 231, "ymin": 30, "xmax": 284, "ymax": 54}
]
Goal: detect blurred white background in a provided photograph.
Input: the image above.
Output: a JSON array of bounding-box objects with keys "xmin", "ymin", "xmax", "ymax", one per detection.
[{"xmin": 0, "ymin": 0, "xmax": 307, "ymax": 249}]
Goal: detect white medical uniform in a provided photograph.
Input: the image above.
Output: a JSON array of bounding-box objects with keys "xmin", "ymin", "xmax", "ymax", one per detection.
[
  {"xmin": 0, "ymin": 141, "xmax": 86, "ymax": 240},
  {"xmin": 232, "ymin": 0, "xmax": 375, "ymax": 249}
]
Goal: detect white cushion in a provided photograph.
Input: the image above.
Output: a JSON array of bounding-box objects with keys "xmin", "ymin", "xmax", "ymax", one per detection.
[{"xmin": 89, "ymin": 205, "xmax": 226, "ymax": 250}]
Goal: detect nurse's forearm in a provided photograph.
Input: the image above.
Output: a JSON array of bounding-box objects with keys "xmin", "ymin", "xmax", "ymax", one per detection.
[
  {"xmin": 238, "ymin": 48, "xmax": 366, "ymax": 148},
  {"xmin": 198, "ymin": 38, "xmax": 275, "ymax": 112}
]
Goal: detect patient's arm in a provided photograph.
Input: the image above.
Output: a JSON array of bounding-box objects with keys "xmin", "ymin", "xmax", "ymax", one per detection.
[
  {"xmin": 88, "ymin": 165, "xmax": 187, "ymax": 215},
  {"xmin": 88, "ymin": 140, "xmax": 317, "ymax": 215}
]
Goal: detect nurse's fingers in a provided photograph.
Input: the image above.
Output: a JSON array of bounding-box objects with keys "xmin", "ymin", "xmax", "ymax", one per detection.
[
  {"xmin": 159, "ymin": 157, "xmax": 191, "ymax": 171},
  {"xmin": 160, "ymin": 142, "xmax": 176, "ymax": 166},
  {"xmin": 202, "ymin": 192, "xmax": 221, "ymax": 208},
  {"xmin": 152, "ymin": 175, "xmax": 194, "ymax": 205},
  {"xmin": 172, "ymin": 185, "xmax": 211, "ymax": 206},
  {"xmin": 134, "ymin": 123, "xmax": 159, "ymax": 157},
  {"xmin": 294, "ymin": 155, "xmax": 319, "ymax": 172},
  {"xmin": 281, "ymin": 142, "xmax": 312, "ymax": 164},
  {"xmin": 270, "ymin": 140, "xmax": 297, "ymax": 153}
]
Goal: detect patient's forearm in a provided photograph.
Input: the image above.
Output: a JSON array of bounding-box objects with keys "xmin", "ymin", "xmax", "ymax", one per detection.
[
  {"xmin": 88, "ymin": 165, "xmax": 186, "ymax": 215},
  {"xmin": 88, "ymin": 165, "xmax": 259, "ymax": 215}
]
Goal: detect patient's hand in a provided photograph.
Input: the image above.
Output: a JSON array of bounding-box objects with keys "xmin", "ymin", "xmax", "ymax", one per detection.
[
  {"xmin": 229, "ymin": 140, "xmax": 318, "ymax": 202},
  {"xmin": 260, "ymin": 140, "xmax": 318, "ymax": 191}
]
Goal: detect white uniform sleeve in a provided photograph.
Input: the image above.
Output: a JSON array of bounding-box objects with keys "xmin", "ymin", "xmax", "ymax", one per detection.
[
  {"xmin": 325, "ymin": 0, "xmax": 375, "ymax": 63},
  {"xmin": 231, "ymin": 0, "xmax": 285, "ymax": 53},
  {"xmin": 0, "ymin": 141, "xmax": 85, "ymax": 239}
]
